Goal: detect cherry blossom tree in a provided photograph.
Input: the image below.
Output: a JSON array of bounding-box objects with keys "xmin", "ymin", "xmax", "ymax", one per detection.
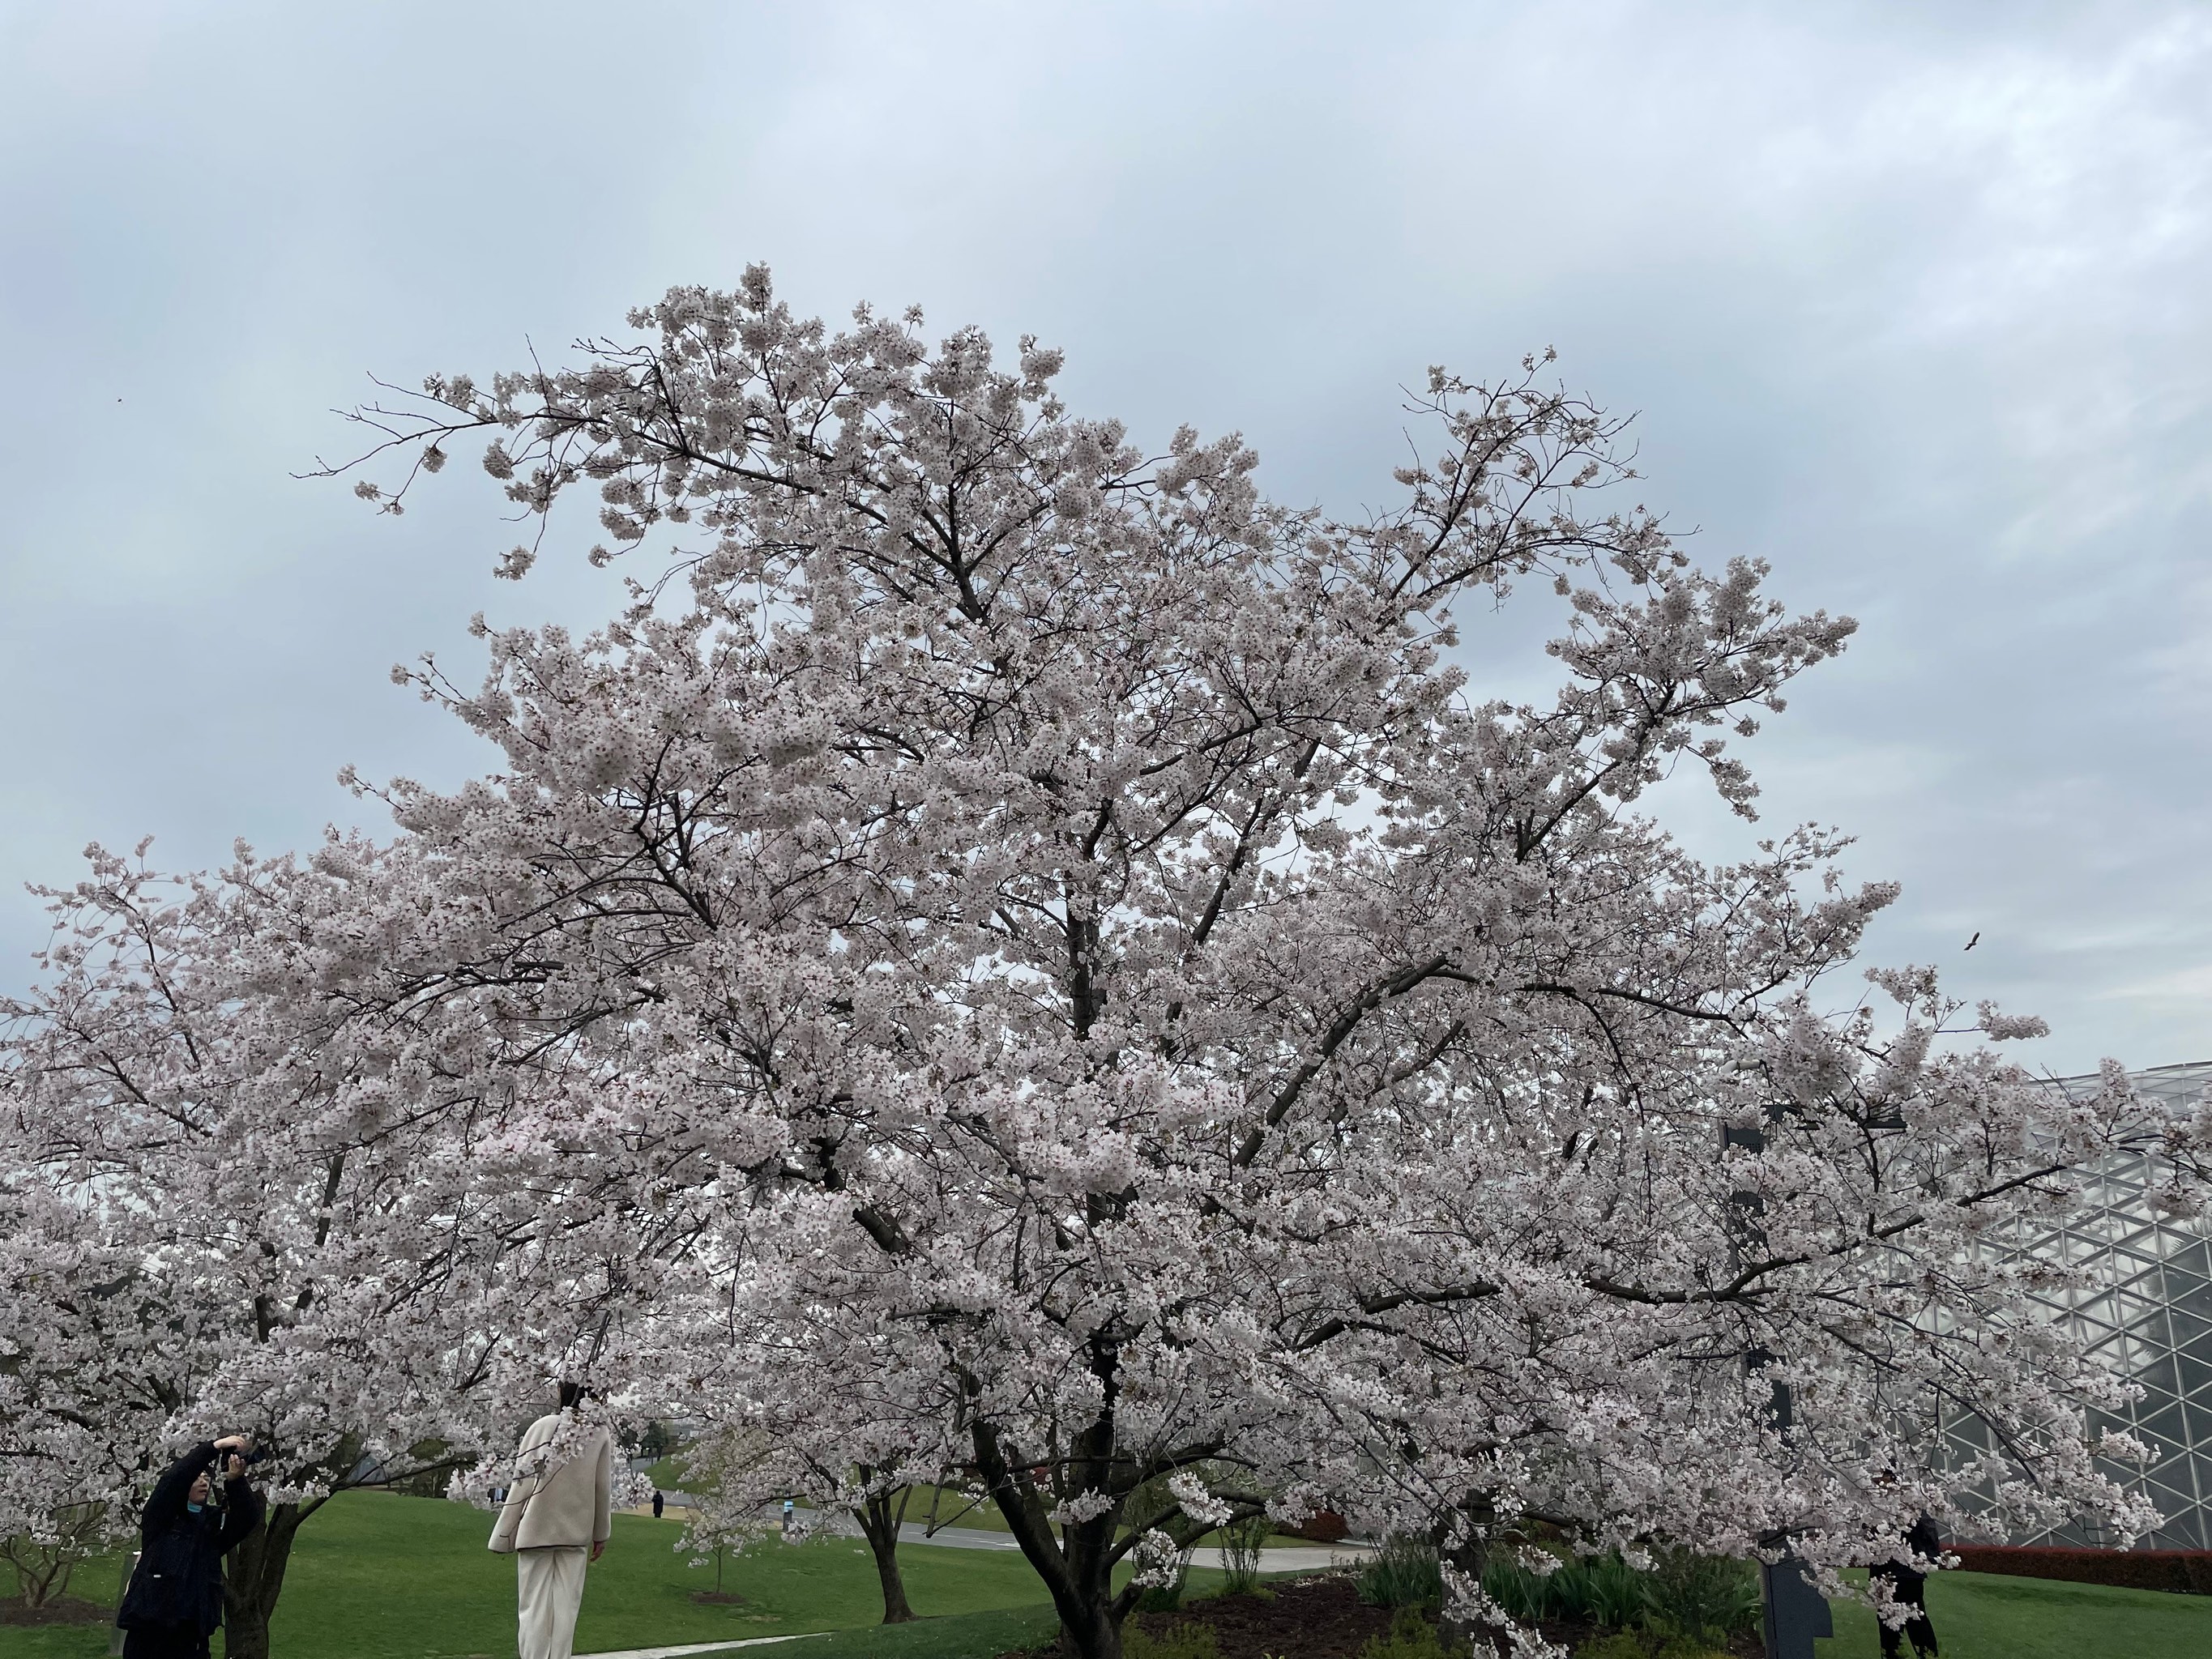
[
  {"xmin": 14, "ymin": 267, "xmax": 2193, "ymax": 1659},
  {"xmin": 303, "ymin": 267, "xmax": 2212, "ymax": 1658},
  {"xmin": 0, "ymin": 1178, "xmax": 174, "ymax": 1610},
  {"xmin": 0, "ymin": 847, "xmax": 630, "ymax": 1659}
]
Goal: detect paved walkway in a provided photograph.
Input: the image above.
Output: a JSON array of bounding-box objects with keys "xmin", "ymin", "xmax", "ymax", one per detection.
[
  {"xmin": 635, "ymin": 1492, "xmax": 1373, "ymax": 1575},
  {"xmin": 880, "ymin": 1517, "xmax": 1367, "ymax": 1573},
  {"xmin": 579, "ymin": 1636, "xmax": 823, "ymax": 1659}
]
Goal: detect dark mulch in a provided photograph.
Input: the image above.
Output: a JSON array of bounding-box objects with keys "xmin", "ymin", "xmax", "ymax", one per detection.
[
  {"xmin": 0, "ymin": 1596, "xmax": 114, "ymax": 1627},
  {"xmin": 690, "ymin": 1589, "xmax": 749, "ymax": 1605},
  {"xmin": 1133, "ymin": 1576, "xmax": 1392, "ymax": 1659},
  {"xmin": 1004, "ymin": 1576, "xmax": 1766, "ymax": 1659}
]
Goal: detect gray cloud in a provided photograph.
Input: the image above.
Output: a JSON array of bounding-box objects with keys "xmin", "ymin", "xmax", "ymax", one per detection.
[{"xmin": 2, "ymin": 0, "xmax": 2205, "ymax": 1073}]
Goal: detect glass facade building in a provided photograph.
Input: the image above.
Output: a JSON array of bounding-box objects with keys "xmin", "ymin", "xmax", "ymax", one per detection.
[{"xmin": 1938, "ymin": 1061, "xmax": 2212, "ymax": 1550}]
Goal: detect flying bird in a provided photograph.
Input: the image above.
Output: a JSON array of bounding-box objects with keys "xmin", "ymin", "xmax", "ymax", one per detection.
[{"xmin": 1964, "ymin": 932, "xmax": 1980, "ymax": 951}]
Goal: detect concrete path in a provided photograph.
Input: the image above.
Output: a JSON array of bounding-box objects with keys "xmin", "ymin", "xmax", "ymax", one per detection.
[
  {"xmin": 635, "ymin": 1493, "xmax": 1373, "ymax": 1575},
  {"xmin": 880, "ymin": 1516, "xmax": 1369, "ymax": 1572},
  {"xmin": 579, "ymin": 1636, "xmax": 823, "ymax": 1659}
]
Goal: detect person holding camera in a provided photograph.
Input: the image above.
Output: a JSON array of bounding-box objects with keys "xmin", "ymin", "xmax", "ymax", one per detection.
[
  {"xmin": 489, "ymin": 1384, "xmax": 613, "ymax": 1659},
  {"xmin": 1873, "ymin": 1514, "xmax": 1943, "ymax": 1659},
  {"xmin": 116, "ymin": 1434, "xmax": 262, "ymax": 1659}
]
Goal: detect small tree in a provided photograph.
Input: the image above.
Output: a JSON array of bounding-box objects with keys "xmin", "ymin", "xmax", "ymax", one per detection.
[
  {"xmin": 0, "ymin": 1501, "xmax": 112, "ymax": 1612},
  {"xmin": 643, "ymin": 1289, "xmax": 948, "ymax": 1626},
  {"xmin": 0, "ymin": 1175, "xmax": 171, "ymax": 1614},
  {"xmin": 669, "ymin": 1427, "xmax": 775, "ymax": 1601}
]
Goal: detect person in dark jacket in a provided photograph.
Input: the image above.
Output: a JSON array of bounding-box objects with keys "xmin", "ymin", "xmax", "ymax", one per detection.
[
  {"xmin": 117, "ymin": 1435, "xmax": 261, "ymax": 1659},
  {"xmin": 1873, "ymin": 1514, "xmax": 1942, "ymax": 1658}
]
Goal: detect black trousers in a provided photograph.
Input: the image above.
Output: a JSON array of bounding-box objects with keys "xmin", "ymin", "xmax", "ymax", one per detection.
[
  {"xmin": 122, "ymin": 1621, "xmax": 211, "ymax": 1659},
  {"xmin": 1873, "ymin": 1572, "xmax": 1937, "ymax": 1657}
]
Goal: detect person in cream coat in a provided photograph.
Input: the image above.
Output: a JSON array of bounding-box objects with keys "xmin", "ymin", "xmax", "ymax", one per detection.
[{"xmin": 489, "ymin": 1384, "xmax": 614, "ymax": 1659}]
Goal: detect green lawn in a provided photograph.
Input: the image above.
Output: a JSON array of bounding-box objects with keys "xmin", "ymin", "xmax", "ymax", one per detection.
[
  {"xmin": 0, "ymin": 1490, "xmax": 1086, "ymax": 1659},
  {"xmin": 0, "ymin": 1489, "xmax": 1258, "ymax": 1659},
  {"xmin": 23, "ymin": 1496, "xmax": 2198, "ymax": 1659},
  {"xmin": 1812, "ymin": 1568, "xmax": 2210, "ymax": 1658}
]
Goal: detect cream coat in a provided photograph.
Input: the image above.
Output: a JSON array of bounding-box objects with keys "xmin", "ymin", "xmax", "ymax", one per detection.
[{"xmin": 488, "ymin": 1414, "xmax": 613, "ymax": 1553}]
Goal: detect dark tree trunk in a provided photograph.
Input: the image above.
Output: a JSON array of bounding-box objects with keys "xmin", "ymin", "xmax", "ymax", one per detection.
[
  {"xmin": 1056, "ymin": 1597, "xmax": 1125, "ymax": 1659},
  {"xmin": 1438, "ymin": 1495, "xmax": 1496, "ymax": 1655},
  {"xmin": 856, "ymin": 1490, "xmax": 916, "ymax": 1624},
  {"xmin": 971, "ymin": 1380, "xmax": 1132, "ymax": 1659},
  {"xmin": 2, "ymin": 1546, "xmax": 69, "ymax": 1609},
  {"xmin": 220, "ymin": 1500, "xmax": 312, "ymax": 1659}
]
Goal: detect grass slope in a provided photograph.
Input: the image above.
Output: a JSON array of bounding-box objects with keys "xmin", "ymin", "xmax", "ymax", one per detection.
[
  {"xmin": 1813, "ymin": 1568, "xmax": 2210, "ymax": 1658},
  {"xmin": 18, "ymin": 1495, "xmax": 2199, "ymax": 1659},
  {"xmin": 1, "ymin": 1490, "xmax": 1071, "ymax": 1659},
  {"xmin": 1, "ymin": 1490, "xmax": 1240, "ymax": 1659}
]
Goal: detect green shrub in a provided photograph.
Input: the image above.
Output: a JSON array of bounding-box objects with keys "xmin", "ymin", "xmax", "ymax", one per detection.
[
  {"xmin": 1356, "ymin": 1535, "xmax": 1445, "ymax": 1609},
  {"xmin": 1125, "ymin": 1621, "xmax": 1220, "ymax": 1659},
  {"xmin": 1642, "ymin": 1549, "xmax": 1760, "ymax": 1645},
  {"xmin": 1481, "ymin": 1545, "xmax": 1755, "ymax": 1646},
  {"xmin": 1356, "ymin": 1606, "xmax": 1453, "ymax": 1659},
  {"xmin": 1480, "ymin": 1550, "xmax": 1648, "ymax": 1629},
  {"xmin": 1135, "ymin": 1573, "xmax": 1189, "ymax": 1613},
  {"xmin": 1219, "ymin": 1512, "xmax": 1272, "ymax": 1597},
  {"xmin": 1576, "ymin": 1634, "xmax": 1727, "ymax": 1659},
  {"xmin": 1133, "ymin": 1537, "xmax": 1196, "ymax": 1611},
  {"xmin": 1477, "ymin": 1556, "xmax": 1547, "ymax": 1623},
  {"xmin": 1553, "ymin": 1553, "xmax": 1649, "ymax": 1628}
]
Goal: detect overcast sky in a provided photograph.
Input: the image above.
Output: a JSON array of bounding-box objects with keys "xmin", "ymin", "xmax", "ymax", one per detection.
[{"xmin": 2, "ymin": 0, "xmax": 2206, "ymax": 1076}]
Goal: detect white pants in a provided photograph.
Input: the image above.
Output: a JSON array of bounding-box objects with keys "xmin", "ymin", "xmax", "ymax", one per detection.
[{"xmin": 517, "ymin": 1546, "xmax": 589, "ymax": 1659}]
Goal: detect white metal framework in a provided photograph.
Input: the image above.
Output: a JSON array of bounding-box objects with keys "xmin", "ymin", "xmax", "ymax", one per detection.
[{"xmin": 1941, "ymin": 1061, "xmax": 2212, "ymax": 1550}]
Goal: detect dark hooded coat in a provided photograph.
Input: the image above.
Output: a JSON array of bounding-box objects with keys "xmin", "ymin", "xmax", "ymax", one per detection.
[{"xmin": 117, "ymin": 1442, "xmax": 261, "ymax": 1657}]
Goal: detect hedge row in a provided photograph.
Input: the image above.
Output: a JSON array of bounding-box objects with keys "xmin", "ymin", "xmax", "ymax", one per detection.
[{"xmin": 1949, "ymin": 1543, "xmax": 2212, "ymax": 1595}]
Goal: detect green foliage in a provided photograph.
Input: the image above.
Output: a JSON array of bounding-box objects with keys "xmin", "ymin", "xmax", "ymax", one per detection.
[
  {"xmin": 1356, "ymin": 1606, "xmax": 1454, "ymax": 1659},
  {"xmin": 1478, "ymin": 1546, "xmax": 1755, "ymax": 1644},
  {"xmin": 1125, "ymin": 1620, "xmax": 1220, "ymax": 1659},
  {"xmin": 1641, "ymin": 1549, "xmax": 1759, "ymax": 1644},
  {"xmin": 1356, "ymin": 1536, "xmax": 1444, "ymax": 1610},
  {"xmin": 1480, "ymin": 1550, "xmax": 1647, "ymax": 1628},
  {"xmin": 1574, "ymin": 1633, "xmax": 1726, "ymax": 1659},
  {"xmin": 1135, "ymin": 1573, "xmax": 1189, "ymax": 1613},
  {"xmin": 1219, "ymin": 1514, "xmax": 1273, "ymax": 1597},
  {"xmin": 1563, "ymin": 1554, "xmax": 1650, "ymax": 1630},
  {"xmin": 1134, "ymin": 1540, "xmax": 1196, "ymax": 1613}
]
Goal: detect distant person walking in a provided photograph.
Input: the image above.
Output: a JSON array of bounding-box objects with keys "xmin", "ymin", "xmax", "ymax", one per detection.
[
  {"xmin": 1873, "ymin": 1515, "xmax": 1942, "ymax": 1658},
  {"xmin": 651, "ymin": 1490, "xmax": 664, "ymax": 1520},
  {"xmin": 781, "ymin": 1497, "xmax": 795, "ymax": 1535},
  {"xmin": 117, "ymin": 1434, "xmax": 261, "ymax": 1659},
  {"xmin": 489, "ymin": 1384, "xmax": 614, "ymax": 1659}
]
